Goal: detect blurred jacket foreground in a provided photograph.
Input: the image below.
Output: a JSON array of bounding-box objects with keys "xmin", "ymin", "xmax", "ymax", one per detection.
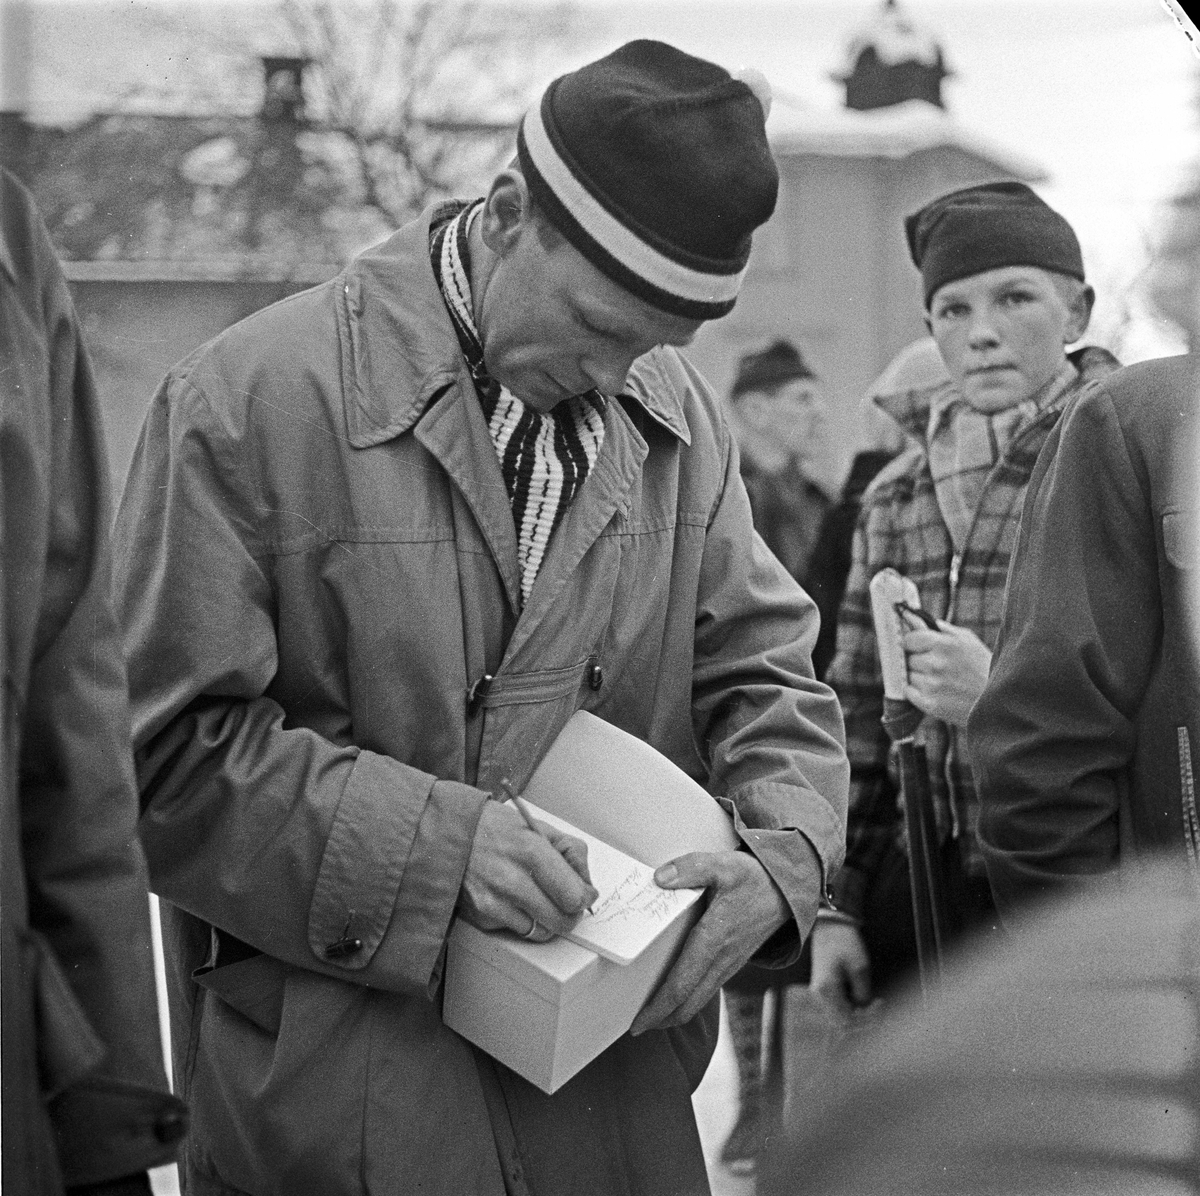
[
  {"xmin": 0, "ymin": 167, "xmax": 185, "ymax": 1194},
  {"xmin": 760, "ymin": 859, "xmax": 1200, "ymax": 1195}
]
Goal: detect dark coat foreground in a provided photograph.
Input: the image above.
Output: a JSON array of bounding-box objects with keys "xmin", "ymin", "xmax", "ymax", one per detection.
[
  {"xmin": 758, "ymin": 860, "xmax": 1200, "ymax": 1195},
  {"xmin": 0, "ymin": 169, "xmax": 184, "ymax": 1192},
  {"xmin": 970, "ymin": 354, "xmax": 1200, "ymax": 915},
  {"xmin": 114, "ymin": 206, "xmax": 849, "ymax": 1196}
]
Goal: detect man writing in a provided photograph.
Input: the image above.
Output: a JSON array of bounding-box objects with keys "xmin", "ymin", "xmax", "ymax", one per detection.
[
  {"xmin": 813, "ymin": 182, "xmax": 1118, "ymax": 1008},
  {"xmin": 114, "ymin": 41, "xmax": 848, "ymax": 1196}
]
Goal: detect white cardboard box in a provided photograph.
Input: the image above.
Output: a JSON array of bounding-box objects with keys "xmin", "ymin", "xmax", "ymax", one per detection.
[{"xmin": 443, "ymin": 712, "xmax": 737, "ymax": 1093}]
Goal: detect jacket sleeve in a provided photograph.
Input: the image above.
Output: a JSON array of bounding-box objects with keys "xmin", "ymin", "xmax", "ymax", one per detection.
[
  {"xmin": 6, "ymin": 173, "xmax": 183, "ymax": 1185},
  {"xmin": 114, "ymin": 374, "xmax": 489, "ymax": 998},
  {"xmin": 690, "ymin": 411, "xmax": 849, "ymax": 952},
  {"xmin": 968, "ymin": 384, "xmax": 1158, "ymax": 917},
  {"xmin": 823, "ymin": 497, "xmax": 901, "ymax": 922}
]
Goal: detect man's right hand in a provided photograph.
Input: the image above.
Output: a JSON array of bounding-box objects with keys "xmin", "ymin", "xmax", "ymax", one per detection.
[
  {"xmin": 458, "ymin": 800, "xmax": 599, "ymax": 943},
  {"xmin": 809, "ymin": 920, "xmax": 873, "ymax": 1012}
]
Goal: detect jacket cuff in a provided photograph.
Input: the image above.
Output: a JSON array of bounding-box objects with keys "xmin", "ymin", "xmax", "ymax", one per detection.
[
  {"xmin": 720, "ymin": 787, "xmax": 829, "ymax": 967},
  {"xmin": 307, "ymin": 750, "xmax": 489, "ymax": 992},
  {"xmin": 830, "ymin": 862, "xmax": 869, "ymax": 923}
]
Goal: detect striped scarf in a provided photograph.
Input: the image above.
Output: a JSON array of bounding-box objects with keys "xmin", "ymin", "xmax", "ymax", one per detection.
[{"xmin": 430, "ymin": 201, "xmax": 607, "ymax": 607}]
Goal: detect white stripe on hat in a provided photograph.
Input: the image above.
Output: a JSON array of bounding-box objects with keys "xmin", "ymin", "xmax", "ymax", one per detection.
[{"xmin": 521, "ymin": 103, "xmax": 747, "ymax": 308}]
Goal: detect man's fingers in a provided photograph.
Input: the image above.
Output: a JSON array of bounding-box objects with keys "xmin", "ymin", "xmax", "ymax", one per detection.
[
  {"xmin": 523, "ymin": 829, "xmax": 596, "ymax": 916},
  {"xmin": 630, "ymin": 900, "xmax": 746, "ymax": 1035},
  {"xmin": 902, "ymin": 628, "xmax": 944, "ymax": 653},
  {"xmin": 631, "ymin": 938, "xmax": 722, "ymax": 1035},
  {"xmin": 545, "ymin": 827, "xmax": 595, "ymax": 892},
  {"xmin": 653, "ymin": 851, "xmax": 724, "ymax": 890}
]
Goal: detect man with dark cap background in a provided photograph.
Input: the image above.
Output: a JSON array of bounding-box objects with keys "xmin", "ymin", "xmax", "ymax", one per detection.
[
  {"xmin": 812, "ymin": 181, "xmax": 1118, "ymax": 1013},
  {"xmin": 718, "ymin": 337, "xmax": 834, "ymax": 1176},
  {"xmin": 725, "ymin": 339, "xmax": 835, "ymax": 590},
  {"xmin": 111, "ymin": 40, "xmax": 848, "ymax": 1196}
]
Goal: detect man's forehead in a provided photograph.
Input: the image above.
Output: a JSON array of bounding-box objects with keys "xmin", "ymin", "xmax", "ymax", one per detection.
[{"xmin": 571, "ymin": 266, "xmax": 704, "ymax": 345}]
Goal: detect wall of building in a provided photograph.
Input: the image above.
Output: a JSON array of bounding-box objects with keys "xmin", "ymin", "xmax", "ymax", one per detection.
[
  {"xmin": 68, "ymin": 273, "xmax": 334, "ymax": 484},
  {"xmin": 71, "ymin": 139, "xmax": 1022, "ymax": 495},
  {"xmin": 683, "ymin": 143, "xmax": 1022, "ymax": 490}
]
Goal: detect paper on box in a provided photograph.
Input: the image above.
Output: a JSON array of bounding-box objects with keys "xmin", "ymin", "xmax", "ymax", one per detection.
[{"xmin": 443, "ymin": 711, "xmax": 738, "ymax": 1094}]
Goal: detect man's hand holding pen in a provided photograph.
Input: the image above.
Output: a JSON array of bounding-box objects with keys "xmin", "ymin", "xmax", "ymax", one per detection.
[{"xmin": 458, "ymin": 780, "xmax": 599, "ymax": 943}]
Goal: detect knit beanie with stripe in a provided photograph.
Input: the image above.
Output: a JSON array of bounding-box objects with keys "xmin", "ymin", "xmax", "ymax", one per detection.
[{"xmin": 517, "ymin": 39, "xmax": 779, "ymax": 321}]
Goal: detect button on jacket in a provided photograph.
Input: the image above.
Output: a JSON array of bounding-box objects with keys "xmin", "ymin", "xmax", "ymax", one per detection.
[{"xmin": 114, "ymin": 206, "xmax": 848, "ymax": 1196}]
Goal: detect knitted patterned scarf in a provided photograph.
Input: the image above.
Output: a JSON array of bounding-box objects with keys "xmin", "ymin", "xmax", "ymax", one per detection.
[{"xmin": 430, "ymin": 201, "xmax": 607, "ymax": 607}]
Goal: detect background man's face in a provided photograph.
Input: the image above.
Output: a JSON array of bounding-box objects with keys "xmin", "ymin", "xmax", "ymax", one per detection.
[
  {"xmin": 731, "ymin": 378, "xmax": 828, "ymax": 473},
  {"xmin": 478, "ymin": 219, "xmax": 703, "ymax": 412},
  {"xmin": 928, "ymin": 265, "xmax": 1081, "ymax": 413}
]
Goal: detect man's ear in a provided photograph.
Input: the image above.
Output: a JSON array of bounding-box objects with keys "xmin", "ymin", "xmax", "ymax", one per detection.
[
  {"xmin": 480, "ymin": 169, "xmax": 532, "ymax": 257},
  {"xmin": 1065, "ymin": 283, "xmax": 1096, "ymax": 344}
]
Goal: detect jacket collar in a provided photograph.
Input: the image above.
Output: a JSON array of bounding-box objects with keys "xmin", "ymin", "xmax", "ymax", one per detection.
[
  {"xmin": 872, "ymin": 344, "xmax": 1122, "ymax": 441},
  {"xmin": 337, "ymin": 204, "xmax": 691, "ymax": 449}
]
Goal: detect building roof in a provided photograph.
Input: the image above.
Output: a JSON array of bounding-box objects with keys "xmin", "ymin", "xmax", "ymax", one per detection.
[{"xmin": 767, "ymin": 96, "xmax": 1048, "ymax": 181}]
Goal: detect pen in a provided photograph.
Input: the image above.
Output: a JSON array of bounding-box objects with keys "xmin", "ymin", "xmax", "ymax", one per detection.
[
  {"xmin": 894, "ymin": 600, "xmax": 940, "ymax": 632},
  {"xmin": 498, "ymin": 778, "xmax": 597, "ymax": 915}
]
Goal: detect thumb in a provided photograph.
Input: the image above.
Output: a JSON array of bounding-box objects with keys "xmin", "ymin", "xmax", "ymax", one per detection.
[{"xmin": 654, "ymin": 852, "xmax": 719, "ymax": 889}]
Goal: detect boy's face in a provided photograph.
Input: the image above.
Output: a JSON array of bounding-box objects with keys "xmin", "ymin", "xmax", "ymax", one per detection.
[{"xmin": 927, "ymin": 265, "xmax": 1090, "ymax": 413}]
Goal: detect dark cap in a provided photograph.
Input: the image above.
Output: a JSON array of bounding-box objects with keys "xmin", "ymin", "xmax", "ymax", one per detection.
[
  {"xmin": 905, "ymin": 181, "xmax": 1085, "ymax": 308},
  {"xmin": 730, "ymin": 339, "xmax": 816, "ymax": 399},
  {"xmin": 517, "ymin": 40, "xmax": 779, "ymax": 321}
]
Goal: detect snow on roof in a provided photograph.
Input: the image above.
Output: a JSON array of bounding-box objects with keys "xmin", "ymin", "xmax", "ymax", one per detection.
[
  {"xmin": 766, "ymin": 95, "xmax": 1048, "ymax": 182},
  {"xmin": 840, "ymin": 1, "xmax": 945, "ymax": 75}
]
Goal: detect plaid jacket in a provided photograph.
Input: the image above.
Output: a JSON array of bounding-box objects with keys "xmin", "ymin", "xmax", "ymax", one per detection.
[{"xmin": 827, "ymin": 347, "xmax": 1120, "ymax": 919}]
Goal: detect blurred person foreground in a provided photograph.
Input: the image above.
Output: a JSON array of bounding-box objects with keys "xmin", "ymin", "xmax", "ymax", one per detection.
[
  {"xmin": 760, "ymin": 861, "xmax": 1200, "ymax": 1196},
  {"xmin": 0, "ymin": 167, "xmax": 185, "ymax": 1194}
]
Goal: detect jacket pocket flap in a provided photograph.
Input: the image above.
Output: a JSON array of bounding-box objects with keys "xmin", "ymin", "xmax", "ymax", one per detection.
[
  {"xmin": 193, "ymin": 953, "xmax": 291, "ymax": 1035},
  {"xmin": 23, "ymin": 929, "xmax": 106, "ymax": 1099},
  {"xmin": 1164, "ymin": 509, "xmax": 1200, "ymax": 569}
]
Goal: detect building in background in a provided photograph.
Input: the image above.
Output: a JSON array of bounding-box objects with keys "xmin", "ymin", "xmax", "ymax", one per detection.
[
  {"xmin": 683, "ymin": 0, "xmax": 1046, "ymax": 482},
  {"xmin": 5, "ymin": 0, "xmax": 1045, "ymax": 485}
]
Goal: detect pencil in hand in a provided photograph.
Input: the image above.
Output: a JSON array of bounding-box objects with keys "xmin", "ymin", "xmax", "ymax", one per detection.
[{"xmin": 498, "ymin": 778, "xmax": 597, "ymax": 915}]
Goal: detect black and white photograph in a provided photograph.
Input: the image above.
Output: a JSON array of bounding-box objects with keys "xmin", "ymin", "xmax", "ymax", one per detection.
[{"xmin": 3, "ymin": 0, "xmax": 1200, "ymax": 1193}]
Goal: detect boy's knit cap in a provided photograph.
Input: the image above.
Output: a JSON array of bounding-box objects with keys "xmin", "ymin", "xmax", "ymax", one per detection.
[{"xmin": 905, "ymin": 181, "xmax": 1084, "ymax": 308}]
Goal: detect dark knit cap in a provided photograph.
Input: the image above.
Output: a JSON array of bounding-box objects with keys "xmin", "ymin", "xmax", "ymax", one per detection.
[
  {"xmin": 731, "ymin": 339, "xmax": 816, "ymax": 399},
  {"xmin": 517, "ymin": 40, "xmax": 779, "ymax": 320},
  {"xmin": 905, "ymin": 181, "xmax": 1085, "ymax": 308}
]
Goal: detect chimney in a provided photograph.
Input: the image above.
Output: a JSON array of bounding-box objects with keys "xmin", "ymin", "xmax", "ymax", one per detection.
[{"xmin": 260, "ymin": 56, "xmax": 309, "ymax": 124}]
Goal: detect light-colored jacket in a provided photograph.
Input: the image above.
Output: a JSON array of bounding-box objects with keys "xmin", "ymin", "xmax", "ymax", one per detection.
[{"xmin": 114, "ymin": 206, "xmax": 848, "ymax": 1196}]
